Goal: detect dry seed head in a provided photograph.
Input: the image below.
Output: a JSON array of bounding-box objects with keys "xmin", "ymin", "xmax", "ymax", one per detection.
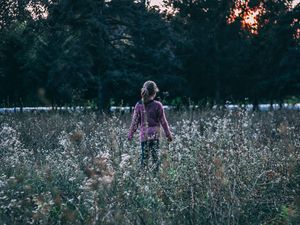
[
  {"xmin": 44, "ymin": 167, "xmax": 53, "ymax": 182},
  {"xmin": 213, "ymin": 156, "xmax": 222, "ymax": 168},
  {"xmin": 69, "ymin": 130, "xmax": 84, "ymax": 143},
  {"xmin": 94, "ymin": 157, "xmax": 109, "ymax": 171},
  {"xmin": 215, "ymin": 167, "xmax": 225, "ymax": 180},
  {"xmin": 84, "ymin": 166, "xmax": 97, "ymax": 178},
  {"xmin": 86, "ymin": 178, "xmax": 99, "ymax": 191},
  {"xmin": 24, "ymin": 184, "xmax": 32, "ymax": 191},
  {"xmin": 63, "ymin": 209, "xmax": 76, "ymax": 221},
  {"xmin": 54, "ymin": 194, "xmax": 62, "ymax": 207},
  {"xmin": 266, "ymin": 170, "xmax": 277, "ymax": 180},
  {"xmin": 277, "ymin": 121, "xmax": 288, "ymax": 135},
  {"xmin": 32, "ymin": 212, "xmax": 42, "ymax": 220},
  {"xmin": 8, "ymin": 176, "xmax": 18, "ymax": 185},
  {"xmin": 99, "ymin": 175, "xmax": 114, "ymax": 185}
]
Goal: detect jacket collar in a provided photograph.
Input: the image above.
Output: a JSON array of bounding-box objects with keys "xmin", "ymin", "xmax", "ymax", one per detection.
[{"xmin": 139, "ymin": 99, "xmax": 154, "ymax": 105}]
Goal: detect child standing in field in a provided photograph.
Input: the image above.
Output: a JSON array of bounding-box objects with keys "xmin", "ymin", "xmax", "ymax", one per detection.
[{"xmin": 128, "ymin": 81, "xmax": 172, "ymax": 172}]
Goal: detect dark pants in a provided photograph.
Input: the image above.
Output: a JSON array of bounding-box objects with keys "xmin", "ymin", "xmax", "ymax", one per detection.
[{"xmin": 141, "ymin": 139, "xmax": 160, "ymax": 171}]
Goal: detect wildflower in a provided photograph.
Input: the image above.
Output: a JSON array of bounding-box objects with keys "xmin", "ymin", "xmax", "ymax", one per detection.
[
  {"xmin": 120, "ymin": 154, "xmax": 130, "ymax": 169},
  {"xmin": 68, "ymin": 177, "xmax": 76, "ymax": 182},
  {"xmin": 99, "ymin": 175, "xmax": 114, "ymax": 185},
  {"xmin": 7, "ymin": 176, "xmax": 17, "ymax": 186}
]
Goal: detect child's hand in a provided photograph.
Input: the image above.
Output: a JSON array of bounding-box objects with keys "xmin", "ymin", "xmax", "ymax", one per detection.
[{"xmin": 167, "ymin": 136, "xmax": 173, "ymax": 143}]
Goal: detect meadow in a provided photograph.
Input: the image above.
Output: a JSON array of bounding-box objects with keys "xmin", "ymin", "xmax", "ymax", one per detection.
[{"xmin": 0, "ymin": 109, "xmax": 299, "ymax": 225}]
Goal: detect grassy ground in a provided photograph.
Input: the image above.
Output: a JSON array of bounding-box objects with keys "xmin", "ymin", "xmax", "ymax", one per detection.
[{"xmin": 0, "ymin": 109, "xmax": 299, "ymax": 224}]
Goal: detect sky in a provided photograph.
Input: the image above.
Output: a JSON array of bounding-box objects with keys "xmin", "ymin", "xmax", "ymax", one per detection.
[
  {"xmin": 149, "ymin": 0, "xmax": 164, "ymax": 7},
  {"xmin": 150, "ymin": 0, "xmax": 300, "ymax": 8}
]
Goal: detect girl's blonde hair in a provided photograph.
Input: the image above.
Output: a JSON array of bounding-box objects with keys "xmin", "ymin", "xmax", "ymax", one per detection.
[{"xmin": 141, "ymin": 80, "xmax": 159, "ymax": 102}]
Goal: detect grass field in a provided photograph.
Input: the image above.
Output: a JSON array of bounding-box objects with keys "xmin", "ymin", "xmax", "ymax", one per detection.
[{"xmin": 0, "ymin": 109, "xmax": 299, "ymax": 224}]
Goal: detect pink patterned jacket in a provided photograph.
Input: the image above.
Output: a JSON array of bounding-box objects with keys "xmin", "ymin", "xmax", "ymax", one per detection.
[{"xmin": 128, "ymin": 100, "xmax": 171, "ymax": 142}]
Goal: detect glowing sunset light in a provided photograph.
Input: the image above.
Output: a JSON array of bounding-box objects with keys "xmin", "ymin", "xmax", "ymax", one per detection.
[
  {"xmin": 228, "ymin": 0, "xmax": 264, "ymax": 34},
  {"xmin": 242, "ymin": 7, "xmax": 263, "ymax": 34},
  {"xmin": 26, "ymin": 1, "xmax": 48, "ymax": 20},
  {"xmin": 296, "ymin": 28, "xmax": 300, "ymax": 39},
  {"xmin": 293, "ymin": 0, "xmax": 300, "ymax": 7},
  {"xmin": 149, "ymin": 0, "xmax": 177, "ymax": 14},
  {"xmin": 244, "ymin": 10, "xmax": 259, "ymax": 26},
  {"xmin": 291, "ymin": 18, "xmax": 300, "ymax": 39},
  {"xmin": 150, "ymin": 0, "xmax": 300, "ymax": 8},
  {"xmin": 150, "ymin": 0, "xmax": 164, "ymax": 7}
]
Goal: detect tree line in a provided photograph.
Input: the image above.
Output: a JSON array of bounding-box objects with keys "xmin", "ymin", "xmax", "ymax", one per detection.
[{"xmin": 0, "ymin": 0, "xmax": 299, "ymax": 110}]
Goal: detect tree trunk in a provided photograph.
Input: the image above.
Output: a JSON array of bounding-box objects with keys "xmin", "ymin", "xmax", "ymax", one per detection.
[
  {"xmin": 97, "ymin": 79, "xmax": 104, "ymax": 112},
  {"xmin": 97, "ymin": 79, "xmax": 109, "ymax": 113},
  {"xmin": 253, "ymin": 98, "xmax": 259, "ymax": 111},
  {"xmin": 214, "ymin": 79, "xmax": 221, "ymax": 106}
]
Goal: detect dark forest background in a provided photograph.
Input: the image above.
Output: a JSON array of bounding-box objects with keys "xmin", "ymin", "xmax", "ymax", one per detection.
[{"xmin": 0, "ymin": 0, "xmax": 299, "ymax": 110}]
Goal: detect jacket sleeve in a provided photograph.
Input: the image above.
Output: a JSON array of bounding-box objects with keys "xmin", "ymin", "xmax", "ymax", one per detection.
[
  {"xmin": 158, "ymin": 103, "xmax": 172, "ymax": 138},
  {"xmin": 128, "ymin": 103, "xmax": 141, "ymax": 140}
]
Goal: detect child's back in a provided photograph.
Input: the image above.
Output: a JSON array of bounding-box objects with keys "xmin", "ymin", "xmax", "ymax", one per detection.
[
  {"xmin": 128, "ymin": 99, "xmax": 171, "ymax": 141},
  {"xmin": 127, "ymin": 80, "xmax": 172, "ymax": 171}
]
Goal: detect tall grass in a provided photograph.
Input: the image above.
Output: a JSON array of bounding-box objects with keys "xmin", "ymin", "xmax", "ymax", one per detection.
[{"xmin": 0, "ymin": 109, "xmax": 299, "ymax": 224}]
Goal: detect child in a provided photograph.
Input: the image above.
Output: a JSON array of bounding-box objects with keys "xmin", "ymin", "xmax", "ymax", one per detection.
[{"xmin": 128, "ymin": 81, "xmax": 172, "ymax": 171}]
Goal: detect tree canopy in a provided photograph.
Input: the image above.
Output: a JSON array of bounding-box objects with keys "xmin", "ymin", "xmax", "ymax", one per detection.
[{"xmin": 0, "ymin": 0, "xmax": 299, "ymax": 109}]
